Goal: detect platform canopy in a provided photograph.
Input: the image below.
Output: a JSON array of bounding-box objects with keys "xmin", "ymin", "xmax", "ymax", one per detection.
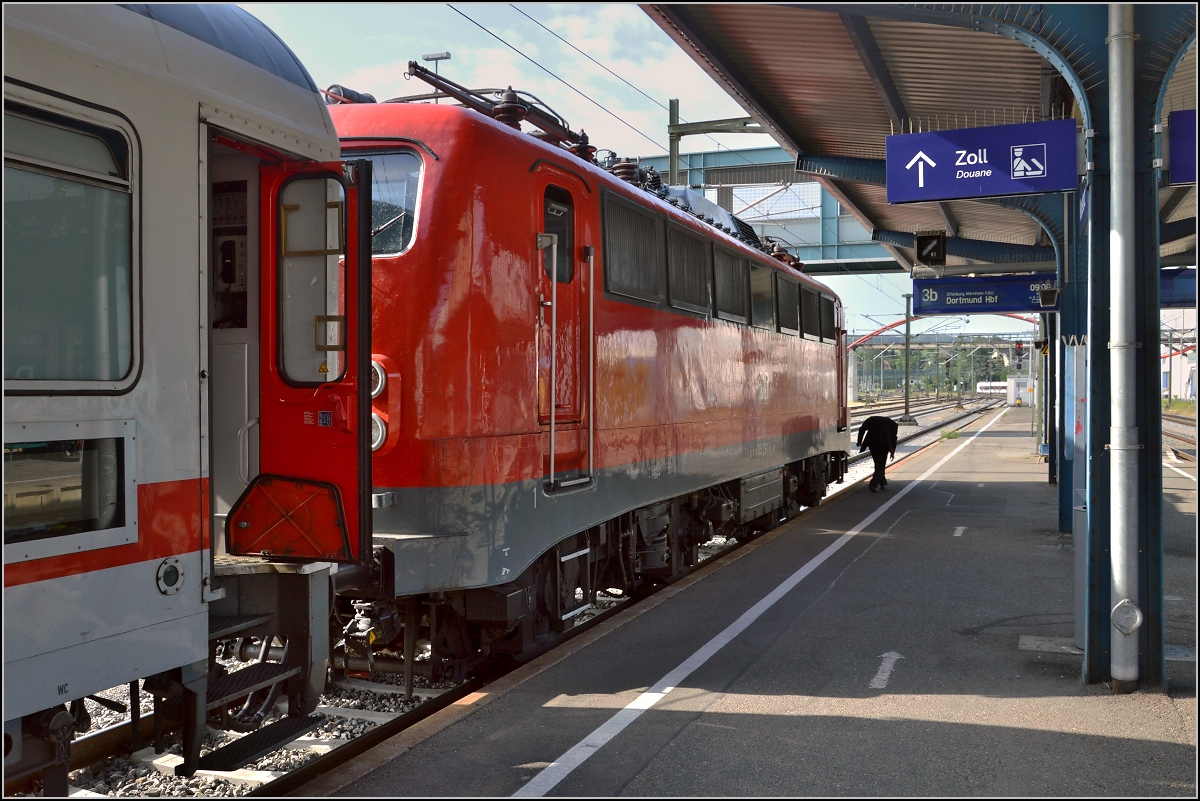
[{"xmin": 643, "ymin": 4, "xmax": 1196, "ymax": 278}]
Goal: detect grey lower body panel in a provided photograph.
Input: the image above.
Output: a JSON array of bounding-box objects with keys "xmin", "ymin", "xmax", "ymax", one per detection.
[{"xmin": 372, "ymin": 427, "xmax": 850, "ymax": 596}]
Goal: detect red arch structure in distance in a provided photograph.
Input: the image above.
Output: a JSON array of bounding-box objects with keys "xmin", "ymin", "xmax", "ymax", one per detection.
[{"xmin": 848, "ymin": 313, "xmax": 1039, "ymax": 351}]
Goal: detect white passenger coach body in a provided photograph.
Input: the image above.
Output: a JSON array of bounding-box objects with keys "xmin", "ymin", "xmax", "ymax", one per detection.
[{"xmin": 4, "ymin": 3, "xmax": 346, "ymax": 775}]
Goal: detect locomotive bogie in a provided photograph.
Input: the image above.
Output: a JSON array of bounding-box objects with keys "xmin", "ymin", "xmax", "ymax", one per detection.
[{"xmin": 341, "ymin": 447, "xmax": 839, "ymax": 678}]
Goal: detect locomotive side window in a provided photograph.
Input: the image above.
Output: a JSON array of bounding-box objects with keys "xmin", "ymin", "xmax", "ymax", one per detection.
[
  {"xmin": 367, "ymin": 150, "xmax": 421, "ymax": 256},
  {"xmin": 800, "ymin": 286, "xmax": 821, "ymax": 339},
  {"xmin": 749, "ymin": 264, "xmax": 775, "ymax": 330},
  {"xmin": 820, "ymin": 295, "xmax": 837, "ymax": 342},
  {"xmin": 278, "ymin": 176, "xmax": 347, "ymax": 384},
  {"xmin": 776, "ymin": 276, "xmax": 800, "ymax": 335},
  {"xmin": 543, "ymin": 186, "xmax": 574, "ymax": 283},
  {"xmin": 713, "ymin": 247, "xmax": 749, "ymax": 324},
  {"xmin": 666, "ymin": 223, "xmax": 711, "ymax": 315},
  {"xmin": 4, "ymin": 103, "xmax": 137, "ymax": 389},
  {"xmin": 602, "ymin": 192, "xmax": 663, "ymax": 303}
]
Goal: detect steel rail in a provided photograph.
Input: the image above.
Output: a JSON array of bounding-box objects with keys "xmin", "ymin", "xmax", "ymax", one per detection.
[{"xmin": 848, "ymin": 399, "xmax": 1001, "ymax": 466}]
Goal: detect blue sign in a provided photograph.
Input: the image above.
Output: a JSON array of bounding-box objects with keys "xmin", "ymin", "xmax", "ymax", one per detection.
[
  {"xmin": 1161, "ymin": 268, "xmax": 1196, "ymax": 308},
  {"xmin": 914, "ymin": 274, "xmax": 1057, "ymax": 315},
  {"xmin": 1168, "ymin": 110, "xmax": 1196, "ymax": 185},
  {"xmin": 886, "ymin": 119, "xmax": 1077, "ymax": 203}
]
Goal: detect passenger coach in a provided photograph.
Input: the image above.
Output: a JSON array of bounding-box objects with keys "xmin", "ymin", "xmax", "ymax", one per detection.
[{"xmin": 4, "ymin": 4, "xmax": 372, "ymax": 787}]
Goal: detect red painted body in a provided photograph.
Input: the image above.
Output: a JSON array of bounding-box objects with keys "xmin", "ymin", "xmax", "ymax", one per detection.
[{"xmin": 331, "ymin": 102, "xmax": 848, "ymax": 506}]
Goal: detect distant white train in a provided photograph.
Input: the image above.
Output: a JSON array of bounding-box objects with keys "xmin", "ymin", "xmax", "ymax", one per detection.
[{"xmin": 976, "ymin": 381, "xmax": 1008, "ymax": 395}]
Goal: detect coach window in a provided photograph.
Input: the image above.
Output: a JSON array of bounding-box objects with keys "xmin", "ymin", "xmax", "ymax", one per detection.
[
  {"xmin": 4, "ymin": 103, "xmax": 136, "ymax": 388},
  {"xmin": 278, "ymin": 176, "xmax": 346, "ymax": 384},
  {"xmin": 713, "ymin": 247, "xmax": 749, "ymax": 324},
  {"xmin": 367, "ymin": 150, "xmax": 421, "ymax": 255},
  {"xmin": 544, "ymin": 186, "xmax": 574, "ymax": 282},
  {"xmin": 4, "ymin": 419, "xmax": 139, "ymax": 564},
  {"xmin": 749, "ymin": 264, "xmax": 775, "ymax": 329}
]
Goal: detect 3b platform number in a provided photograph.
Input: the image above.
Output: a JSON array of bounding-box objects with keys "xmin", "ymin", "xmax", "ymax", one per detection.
[{"xmin": 920, "ymin": 287, "xmax": 938, "ymax": 302}]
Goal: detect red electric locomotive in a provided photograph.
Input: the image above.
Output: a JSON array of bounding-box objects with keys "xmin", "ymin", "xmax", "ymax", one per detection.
[{"xmin": 233, "ymin": 65, "xmax": 852, "ymax": 685}]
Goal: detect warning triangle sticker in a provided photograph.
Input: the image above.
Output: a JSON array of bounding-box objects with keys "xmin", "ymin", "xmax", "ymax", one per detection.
[{"xmin": 319, "ymin": 362, "xmax": 329, "ymax": 373}]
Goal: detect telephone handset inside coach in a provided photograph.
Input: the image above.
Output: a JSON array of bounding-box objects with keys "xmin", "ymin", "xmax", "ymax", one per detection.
[
  {"xmin": 212, "ymin": 180, "xmax": 250, "ymax": 329},
  {"xmin": 212, "ymin": 233, "xmax": 248, "ymax": 329},
  {"xmin": 215, "ymin": 235, "xmax": 247, "ymax": 291}
]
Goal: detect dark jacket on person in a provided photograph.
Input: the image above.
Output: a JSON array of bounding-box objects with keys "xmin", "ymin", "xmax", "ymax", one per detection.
[{"xmin": 857, "ymin": 415, "xmax": 899, "ymax": 457}]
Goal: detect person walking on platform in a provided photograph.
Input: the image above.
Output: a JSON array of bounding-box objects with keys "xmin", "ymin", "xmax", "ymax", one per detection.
[{"xmin": 858, "ymin": 415, "xmax": 899, "ymax": 492}]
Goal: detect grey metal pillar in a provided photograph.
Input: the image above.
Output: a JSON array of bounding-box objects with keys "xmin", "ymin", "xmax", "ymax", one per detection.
[
  {"xmin": 1069, "ymin": 344, "xmax": 1088, "ymax": 649},
  {"xmin": 1107, "ymin": 4, "xmax": 1140, "ymax": 693},
  {"xmin": 669, "ymin": 99, "xmax": 680, "ymax": 186},
  {"xmin": 899, "ymin": 294, "xmax": 917, "ymax": 424}
]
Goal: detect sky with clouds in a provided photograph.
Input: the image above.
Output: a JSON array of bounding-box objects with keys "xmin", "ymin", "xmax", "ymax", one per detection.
[{"xmin": 240, "ymin": 2, "xmax": 1038, "ymax": 336}]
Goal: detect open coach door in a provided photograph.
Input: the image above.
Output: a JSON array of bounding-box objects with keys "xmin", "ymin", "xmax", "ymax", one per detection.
[{"xmin": 227, "ymin": 159, "xmax": 372, "ymax": 563}]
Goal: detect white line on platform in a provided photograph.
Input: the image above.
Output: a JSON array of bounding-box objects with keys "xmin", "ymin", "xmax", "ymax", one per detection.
[
  {"xmin": 869, "ymin": 652, "xmax": 904, "ymax": 689},
  {"xmin": 954, "ymin": 526, "xmax": 966, "ymax": 537},
  {"xmin": 513, "ymin": 409, "xmax": 1011, "ymax": 797},
  {"xmin": 1164, "ymin": 462, "xmax": 1196, "ymax": 482}
]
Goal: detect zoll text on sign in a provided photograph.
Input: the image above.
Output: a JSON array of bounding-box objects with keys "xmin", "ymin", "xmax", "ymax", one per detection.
[{"xmin": 886, "ymin": 119, "xmax": 1077, "ymax": 204}]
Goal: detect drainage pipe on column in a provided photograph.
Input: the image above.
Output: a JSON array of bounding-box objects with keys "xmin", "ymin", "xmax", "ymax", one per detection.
[{"xmin": 1108, "ymin": 3, "xmax": 1141, "ymax": 693}]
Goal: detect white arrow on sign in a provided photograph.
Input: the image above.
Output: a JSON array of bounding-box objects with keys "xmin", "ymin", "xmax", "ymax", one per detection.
[{"xmin": 905, "ymin": 151, "xmax": 936, "ymax": 188}]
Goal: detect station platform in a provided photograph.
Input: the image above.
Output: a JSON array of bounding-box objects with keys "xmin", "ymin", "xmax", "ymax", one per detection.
[{"xmin": 301, "ymin": 406, "xmax": 1197, "ymax": 797}]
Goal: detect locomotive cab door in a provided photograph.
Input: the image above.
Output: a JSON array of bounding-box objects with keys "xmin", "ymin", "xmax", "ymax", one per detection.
[
  {"xmin": 536, "ymin": 178, "xmax": 592, "ymax": 490},
  {"xmin": 225, "ymin": 159, "xmax": 372, "ymax": 563}
]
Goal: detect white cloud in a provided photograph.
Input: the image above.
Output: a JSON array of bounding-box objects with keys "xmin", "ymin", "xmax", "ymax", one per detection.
[{"xmin": 240, "ymin": 3, "xmax": 777, "ymax": 158}]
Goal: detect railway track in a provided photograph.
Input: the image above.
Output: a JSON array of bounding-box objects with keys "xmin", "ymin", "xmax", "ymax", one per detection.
[
  {"xmin": 12, "ymin": 399, "xmax": 999, "ymax": 798},
  {"xmin": 851, "ymin": 394, "xmax": 996, "ymax": 422},
  {"xmin": 1162, "ymin": 412, "xmax": 1196, "ymax": 462}
]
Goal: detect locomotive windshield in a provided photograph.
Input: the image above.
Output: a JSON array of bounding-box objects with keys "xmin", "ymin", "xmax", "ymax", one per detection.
[{"xmin": 362, "ymin": 150, "xmax": 421, "ymax": 256}]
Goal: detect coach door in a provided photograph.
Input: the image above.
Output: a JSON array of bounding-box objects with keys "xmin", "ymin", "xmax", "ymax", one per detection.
[
  {"xmin": 226, "ymin": 159, "xmax": 372, "ymax": 563},
  {"xmin": 536, "ymin": 180, "xmax": 591, "ymax": 490}
]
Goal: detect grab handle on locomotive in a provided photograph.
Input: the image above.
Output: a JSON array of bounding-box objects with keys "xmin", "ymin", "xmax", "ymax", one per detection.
[{"xmin": 536, "ymin": 233, "xmax": 559, "ymax": 487}]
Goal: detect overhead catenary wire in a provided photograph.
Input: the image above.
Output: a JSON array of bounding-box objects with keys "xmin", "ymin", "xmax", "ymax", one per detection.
[
  {"xmin": 448, "ymin": 4, "xmax": 668, "ymax": 154},
  {"xmin": 460, "ymin": 4, "xmax": 917, "ymax": 316}
]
